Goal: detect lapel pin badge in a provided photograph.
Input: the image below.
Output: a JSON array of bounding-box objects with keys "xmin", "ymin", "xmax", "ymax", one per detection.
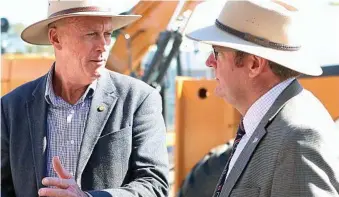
[
  {"xmin": 252, "ymin": 137, "xmax": 259, "ymax": 143},
  {"xmin": 97, "ymin": 106, "xmax": 105, "ymax": 112}
]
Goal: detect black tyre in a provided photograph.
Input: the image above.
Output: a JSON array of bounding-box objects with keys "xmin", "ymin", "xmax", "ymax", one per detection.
[{"xmin": 177, "ymin": 141, "xmax": 233, "ymax": 197}]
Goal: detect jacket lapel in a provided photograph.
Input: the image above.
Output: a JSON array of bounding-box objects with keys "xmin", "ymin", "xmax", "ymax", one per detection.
[
  {"xmin": 75, "ymin": 70, "xmax": 118, "ymax": 186},
  {"xmin": 220, "ymin": 80, "xmax": 303, "ymax": 197},
  {"xmin": 219, "ymin": 125, "xmax": 266, "ymax": 197},
  {"xmin": 26, "ymin": 75, "xmax": 48, "ymax": 190}
]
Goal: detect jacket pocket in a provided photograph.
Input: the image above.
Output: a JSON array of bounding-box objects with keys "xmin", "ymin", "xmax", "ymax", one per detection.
[
  {"xmin": 98, "ymin": 125, "xmax": 132, "ymax": 139},
  {"xmin": 230, "ymin": 187, "xmax": 260, "ymax": 197}
]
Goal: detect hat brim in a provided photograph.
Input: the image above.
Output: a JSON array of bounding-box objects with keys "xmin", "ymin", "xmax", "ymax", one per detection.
[
  {"xmin": 21, "ymin": 12, "xmax": 141, "ymax": 45},
  {"xmin": 186, "ymin": 24, "xmax": 323, "ymax": 76}
]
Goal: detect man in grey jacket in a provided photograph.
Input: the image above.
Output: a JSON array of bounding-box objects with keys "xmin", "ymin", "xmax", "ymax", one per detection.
[
  {"xmin": 185, "ymin": 0, "xmax": 339, "ymax": 196},
  {"xmin": 1, "ymin": 1, "xmax": 169, "ymax": 197}
]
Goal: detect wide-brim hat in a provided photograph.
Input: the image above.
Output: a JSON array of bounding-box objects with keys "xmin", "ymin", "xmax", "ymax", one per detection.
[
  {"xmin": 21, "ymin": 0, "xmax": 141, "ymax": 45},
  {"xmin": 185, "ymin": 0, "xmax": 322, "ymax": 76}
]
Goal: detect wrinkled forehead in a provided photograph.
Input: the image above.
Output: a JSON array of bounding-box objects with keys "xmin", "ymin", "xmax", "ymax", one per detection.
[{"xmin": 61, "ymin": 16, "xmax": 114, "ymax": 30}]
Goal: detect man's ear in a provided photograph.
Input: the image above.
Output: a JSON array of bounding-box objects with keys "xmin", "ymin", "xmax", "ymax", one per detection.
[
  {"xmin": 248, "ymin": 55, "xmax": 267, "ymax": 78},
  {"xmin": 48, "ymin": 27, "xmax": 62, "ymax": 50}
]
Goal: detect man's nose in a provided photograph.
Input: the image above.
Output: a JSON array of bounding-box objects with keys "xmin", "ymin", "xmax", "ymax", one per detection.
[
  {"xmin": 96, "ymin": 35, "xmax": 110, "ymax": 52},
  {"xmin": 206, "ymin": 53, "xmax": 217, "ymax": 68}
]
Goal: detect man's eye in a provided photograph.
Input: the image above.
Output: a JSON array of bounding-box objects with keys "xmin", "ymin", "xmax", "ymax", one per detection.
[
  {"xmin": 104, "ymin": 32, "xmax": 112, "ymax": 37},
  {"xmin": 213, "ymin": 48, "xmax": 219, "ymax": 59},
  {"xmin": 87, "ymin": 33, "xmax": 96, "ymax": 36}
]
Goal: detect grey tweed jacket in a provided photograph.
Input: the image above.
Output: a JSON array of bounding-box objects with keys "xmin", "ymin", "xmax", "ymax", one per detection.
[
  {"xmin": 1, "ymin": 68, "xmax": 169, "ymax": 197},
  {"xmin": 216, "ymin": 80, "xmax": 339, "ymax": 197}
]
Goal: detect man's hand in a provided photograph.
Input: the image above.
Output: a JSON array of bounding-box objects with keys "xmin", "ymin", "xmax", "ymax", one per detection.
[{"xmin": 38, "ymin": 156, "xmax": 87, "ymax": 197}]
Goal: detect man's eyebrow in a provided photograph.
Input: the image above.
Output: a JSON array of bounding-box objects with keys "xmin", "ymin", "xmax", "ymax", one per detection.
[
  {"xmin": 213, "ymin": 46, "xmax": 223, "ymax": 51},
  {"xmin": 83, "ymin": 27, "xmax": 114, "ymax": 32}
]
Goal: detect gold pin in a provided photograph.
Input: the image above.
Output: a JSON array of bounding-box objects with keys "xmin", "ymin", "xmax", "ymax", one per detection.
[{"xmin": 97, "ymin": 106, "xmax": 105, "ymax": 112}]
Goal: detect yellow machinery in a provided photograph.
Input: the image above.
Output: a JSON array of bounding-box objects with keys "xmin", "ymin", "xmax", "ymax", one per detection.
[
  {"xmin": 1, "ymin": 54, "xmax": 54, "ymax": 96},
  {"xmin": 106, "ymin": 1, "xmax": 202, "ymax": 75}
]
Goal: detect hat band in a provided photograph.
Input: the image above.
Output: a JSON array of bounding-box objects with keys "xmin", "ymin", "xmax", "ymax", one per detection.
[
  {"xmin": 215, "ymin": 19, "xmax": 300, "ymax": 51},
  {"xmin": 49, "ymin": 6, "xmax": 112, "ymax": 18}
]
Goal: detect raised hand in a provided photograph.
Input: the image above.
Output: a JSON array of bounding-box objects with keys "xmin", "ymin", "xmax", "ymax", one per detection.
[{"xmin": 38, "ymin": 156, "xmax": 87, "ymax": 197}]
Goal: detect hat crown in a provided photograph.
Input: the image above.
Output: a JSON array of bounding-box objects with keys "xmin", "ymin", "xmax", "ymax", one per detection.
[
  {"xmin": 47, "ymin": 0, "xmax": 114, "ymax": 18},
  {"xmin": 217, "ymin": 0, "xmax": 302, "ymax": 46}
]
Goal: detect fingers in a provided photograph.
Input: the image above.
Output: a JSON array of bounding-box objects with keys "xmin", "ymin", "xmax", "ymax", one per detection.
[
  {"xmin": 52, "ymin": 156, "xmax": 72, "ymax": 179},
  {"xmin": 42, "ymin": 177, "xmax": 70, "ymax": 189},
  {"xmin": 38, "ymin": 187, "xmax": 73, "ymax": 197}
]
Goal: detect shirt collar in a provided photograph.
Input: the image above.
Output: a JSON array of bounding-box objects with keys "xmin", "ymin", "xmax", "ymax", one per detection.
[
  {"xmin": 44, "ymin": 64, "xmax": 97, "ymax": 105},
  {"xmin": 242, "ymin": 78, "xmax": 295, "ymax": 136}
]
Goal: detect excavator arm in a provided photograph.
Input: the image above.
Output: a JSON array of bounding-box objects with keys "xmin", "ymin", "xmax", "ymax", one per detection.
[{"xmin": 106, "ymin": 0, "xmax": 203, "ymax": 76}]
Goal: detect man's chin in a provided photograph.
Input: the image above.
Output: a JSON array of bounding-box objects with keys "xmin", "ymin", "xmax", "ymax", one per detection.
[{"xmin": 93, "ymin": 67, "xmax": 105, "ymax": 78}]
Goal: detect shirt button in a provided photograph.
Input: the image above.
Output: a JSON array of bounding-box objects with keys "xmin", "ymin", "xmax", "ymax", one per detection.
[
  {"xmin": 71, "ymin": 110, "xmax": 75, "ymax": 114},
  {"xmin": 67, "ymin": 114, "xmax": 73, "ymax": 123},
  {"xmin": 70, "ymin": 172, "xmax": 74, "ymax": 176},
  {"xmin": 70, "ymin": 140, "xmax": 75, "ymax": 144}
]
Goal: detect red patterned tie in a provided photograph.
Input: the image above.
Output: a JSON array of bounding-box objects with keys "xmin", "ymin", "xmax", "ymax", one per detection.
[{"xmin": 213, "ymin": 120, "xmax": 246, "ymax": 197}]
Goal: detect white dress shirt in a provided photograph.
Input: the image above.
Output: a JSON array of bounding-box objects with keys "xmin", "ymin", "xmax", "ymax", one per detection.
[{"xmin": 226, "ymin": 78, "xmax": 295, "ymax": 178}]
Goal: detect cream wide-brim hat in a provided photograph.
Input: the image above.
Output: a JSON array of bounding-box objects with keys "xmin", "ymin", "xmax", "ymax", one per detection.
[
  {"xmin": 185, "ymin": 0, "xmax": 322, "ymax": 76},
  {"xmin": 21, "ymin": 0, "xmax": 141, "ymax": 45}
]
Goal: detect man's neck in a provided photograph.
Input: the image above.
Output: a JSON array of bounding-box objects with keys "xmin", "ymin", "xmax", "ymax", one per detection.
[
  {"xmin": 52, "ymin": 70, "xmax": 90, "ymax": 105},
  {"xmin": 237, "ymin": 78, "xmax": 282, "ymax": 116}
]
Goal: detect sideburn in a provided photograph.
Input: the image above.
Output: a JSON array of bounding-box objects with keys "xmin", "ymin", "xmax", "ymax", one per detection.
[{"xmin": 234, "ymin": 51, "xmax": 248, "ymax": 67}]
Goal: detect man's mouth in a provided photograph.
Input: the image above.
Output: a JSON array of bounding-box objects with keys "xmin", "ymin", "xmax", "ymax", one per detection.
[{"xmin": 91, "ymin": 59, "xmax": 105, "ymax": 62}]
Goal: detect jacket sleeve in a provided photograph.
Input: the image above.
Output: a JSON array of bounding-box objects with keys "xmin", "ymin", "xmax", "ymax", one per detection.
[
  {"xmin": 1, "ymin": 99, "xmax": 16, "ymax": 197},
  {"xmin": 88, "ymin": 89, "xmax": 170, "ymax": 197},
  {"xmin": 271, "ymin": 126, "xmax": 339, "ymax": 197}
]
